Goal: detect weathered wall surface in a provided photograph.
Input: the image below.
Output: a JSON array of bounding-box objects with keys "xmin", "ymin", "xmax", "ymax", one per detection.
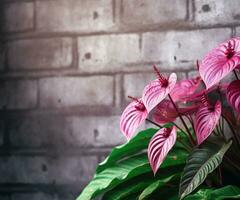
[{"xmin": 0, "ymin": 0, "xmax": 239, "ymax": 199}]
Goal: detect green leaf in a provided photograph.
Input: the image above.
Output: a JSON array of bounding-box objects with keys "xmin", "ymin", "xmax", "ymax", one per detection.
[
  {"xmin": 103, "ymin": 165, "xmax": 184, "ymax": 200},
  {"xmin": 97, "ymin": 128, "xmax": 158, "ymax": 173},
  {"xmin": 77, "ymin": 154, "xmax": 149, "ymax": 200},
  {"xmin": 138, "ymin": 173, "xmax": 180, "ymax": 200},
  {"xmin": 179, "ymin": 140, "xmax": 232, "ymax": 199},
  {"xmin": 210, "ymin": 185, "xmax": 240, "ymax": 200},
  {"xmin": 103, "ymin": 175, "xmax": 153, "ymax": 200},
  {"xmin": 78, "ymin": 148, "xmax": 187, "ymax": 200},
  {"xmin": 77, "ymin": 128, "xmax": 188, "ymax": 200},
  {"xmin": 184, "ymin": 185, "xmax": 240, "ymax": 200}
]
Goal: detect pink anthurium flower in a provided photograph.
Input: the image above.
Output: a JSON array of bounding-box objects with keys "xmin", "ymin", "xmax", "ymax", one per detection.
[
  {"xmin": 227, "ymin": 80, "xmax": 240, "ymax": 113},
  {"xmin": 183, "ymin": 85, "xmax": 217, "ymax": 103},
  {"xmin": 120, "ymin": 96, "xmax": 148, "ymax": 140},
  {"xmin": 153, "ymin": 100, "xmax": 199, "ymax": 125},
  {"xmin": 148, "ymin": 126, "xmax": 177, "ymax": 175},
  {"xmin": 153, "ymin": 100, "xmax": 178, "ymax": 124},
  {"xmin": 199, "ymin": 38, "xmax": 240, "ymax": 89},
  {"xmin": 142, "ymin": 66, "xmax": 177, "ymax": 112},
  {"xmin": 194, "ymin": 96, "xmax": 222, "ymax": 145},
  {"xmin": 170, "ymin": 76, "xmax": 201, "ymax": 102}
]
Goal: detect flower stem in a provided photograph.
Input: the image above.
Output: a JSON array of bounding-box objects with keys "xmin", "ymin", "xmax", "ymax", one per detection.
[
  {"xmin": 168, "ymin": 94, "xmax": 196, "ymax": 146},
  {"xmin": 146, "ymin": 118, "xmax": 162, "ymax": 128},
  {"xmin": 222, "ymin": 115, "xmax": 240, "ymax": 145},
  {"xmin": 177, "ymin": 137, "xmax": 192, "ymax": 153},
  {"xmin": 233, "ymin": 70, "xmax": 239, "ymax": 80},
  {"xmin": 218, "ymin": 165, "xmax": 223, "ymax": 186}
]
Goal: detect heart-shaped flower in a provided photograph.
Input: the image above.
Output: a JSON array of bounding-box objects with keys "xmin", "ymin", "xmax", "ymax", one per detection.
[
  {"xmin": 153, "ymin": 100, "xmax": 198, "ymax": 125},
  {"xmin": 120, "ymin": 97, "xmax": 148, "ymax": 140},
  {"xmin": 226, "ymin": 80, "xmax": 240, "ymax": 114},
  {"xmin": 148, "ymin": 126, "xmax": 177, "ymax": 175},
  {"xmin": 170, "ymin": 77, "xmax": 201, "ymax": 102},
  {"xmin": 143, "ymin": 66, "xmax": 177, "ymax": 112},
  {"xmin": 199, "ymin": 38, "xmax": 240, "ymax": 89},
  {"xmin": 194, "ymin": 96, "xmax": 222, "ymax": 145}
]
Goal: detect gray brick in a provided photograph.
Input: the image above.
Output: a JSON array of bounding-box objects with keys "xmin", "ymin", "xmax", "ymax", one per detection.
[
  {"xmin": 123, "ymin": 72, "xmax": 186, "ymax": 101},
  {"xmin": 69, "ymin": 116, "xmax": 125, "ymax": 146},
  {"xmin": 78, "ymin": 34, "xmax": 141, "ymax": 72},
  {"xmin": 12, "ymin": 193, "xmax": 53, "ymax": 200},
  {"xmin": 12, "ymin": 193, "xmax": 75, "ymax": 200},
  {"xmin": 2, "ymin": 2, "xmax": 34, "ymax": 32},
  {"xmin": 142, "ymin": 29, "xmax": 231, "ymax": 67},
  {"xmin": 36, "ymin": 0, "xmax": 114, "ymax": 32},
  {"xmin": 8, "ymin": 38, "xmax": 72, "ymax": 70},
  {"xmin": 0, "ymin": 80, "xmax": 37, "ymax": 109},
  {"xmin": 0, "ymin": 156, "xmax": 97, "ymax": 184},
  {"xmin": 0, "ymin": 43, "xmax": 5, "ymax": 71},
  {"xmin": 187, "ymin": 70, "xmax": 199, "ymax": 78},
  {"xmin": 39, "ymin": 76, "xmax": 114, "ymax": 108},
  {"xmin": 0, "ymin": 121, "xmax": 4, "ymax": 146},
  {"xmin": 9, "ymin": 115, "xmax": 124, "ymax": 148},
  {"xmin": 195, "ymin": 0, "xmax": 240, "ymax": 25},
  {"xmin": 234, "ymin": 26, "xmax": 240, "ymax": 36},
  {"xmin": 122, "ymin": 0, "xmax": 187, "ymax": 25}
]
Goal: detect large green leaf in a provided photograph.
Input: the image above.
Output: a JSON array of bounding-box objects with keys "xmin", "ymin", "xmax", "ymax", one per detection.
[
  {"xmin": 179, "ymin": 140, "xmax": 232, "ymax": 199},
  {"xmin": 97, "ymin": 128, "xmax": 158, "ymax": 173},
  {"xmin": 138, "ymin": 173, "xmax": 181, "ymax": 200},
  {"xmin": 102, "ymin": 175, "xmax": 154, "ymax": 200},
  {"xmin": 77, "ymin": 128, "xmax": 188, "ymax": 200},
  {"xmin": 77, "ymin": 148, "xmax": 187, "ymax": 200},
  {"xmin": 97, "ymin": 126, "xmax": 187, "ymax": 173},
  {"xmin": 103, "ymin": 165, "xmax": 184, "ymax": 200},
  {"xmin": 184, "ymin": 185, "xmax": 240, "ymax": 200}
]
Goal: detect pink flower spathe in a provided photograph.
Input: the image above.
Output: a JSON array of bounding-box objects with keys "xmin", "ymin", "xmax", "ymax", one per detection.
[
  {"xmin": 194, "ymin": 100, "xmax": 222, "ymax": 145},
  {"xmin": 120, "ymin": 98, "xmax": 148, "ymax": 140},
  {"xmin": 227, "ymin": 80, "xmax": 240, "ymax": 114},
  {"xmin": 170, "ymin": 76, "xmax": 201, "ymax": 102},
  {"xmin": 199, "ymin": 38, "xmax": 240, "ymax": 89},
  {"xmin": 143, "ymin": 72, "xmax": 177, "ymax": 112},
  {"xmin": 148, "ymin": 126, "xmax": 177, "ymax": 175}
]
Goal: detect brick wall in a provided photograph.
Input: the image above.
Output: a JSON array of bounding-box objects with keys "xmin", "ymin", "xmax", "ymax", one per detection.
[{"xmin": 0, "ymin": 0, "xmax": 239, "ymax": 199}]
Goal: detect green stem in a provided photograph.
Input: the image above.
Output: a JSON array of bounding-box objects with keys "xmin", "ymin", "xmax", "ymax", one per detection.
[
  {"xmin": 218, "ymin": 165, "xmax": 223, "ymax": 186},
  {"xmin": 222, "ymin": 115, "xmax": 240, "ymax": 145},
  {"xmin": 177, "ymin": 137, "xmax": 192, "ymax": 153},
  {"xmin": 146, "ymin": 118, "xmax": 163, "ymax": 128},
  {"xmin": 168, "ymin": 94, "xmax": 195, "ymax": 146},
  {"xmin": 233, "ymin": 70, "xmax": 239, "ymax": 80}
]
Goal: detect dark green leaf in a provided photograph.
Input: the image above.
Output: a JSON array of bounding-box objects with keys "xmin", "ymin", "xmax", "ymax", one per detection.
[
  {"xmin": 179, "ymin": 140, "xmax": 232, "ymax": 199},
  {"xmin": 97, "ymin": 128, "xmax": 158, "ymax": 173},
  {"xmin": 184, "ymin": 185, "xmax": 240, "ymax": 200},
  {"xmin": 77, "ymin": 128, "xmax": 188, "ymax": 200},
  {"xmin": 138, "ymin": 173, "xmax": 181, "ymax": 200}
]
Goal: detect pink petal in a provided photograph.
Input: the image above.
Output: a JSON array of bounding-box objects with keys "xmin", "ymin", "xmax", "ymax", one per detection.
[
  {"xmin": 183, "ymin": 86, "xmax": 217, "ymax": 103},
  {"xmin": 170, "ymin": 77, "xmax": 201, "ymax": 102},
  {"xmin": 153, "ymin": 100, "xmax": 199, "ymax": 125},
  {"xmin": 142, "ymin": 73, "xmax": 177, "ymax": 112},
  {"xmin": 120, "ymin": 99, "xmax": 148, "ymax": 140},
  {"xmin": 153, "ymin": 100, "xmax": 178, "ymax": 124},
  {"xmin": 199, "ymin": 38, "xmax": 240, "ymax": 89},
  {"xmin": 148, "ymin": 126, "xmax": 177, "ymax": 175},
  {"xmin": 194, "ymin": 101, "xmax": 222, "ymax": 145},
  {"xmin": 227, "ymin": 80, "xmax": 240, "ymax": 113}
]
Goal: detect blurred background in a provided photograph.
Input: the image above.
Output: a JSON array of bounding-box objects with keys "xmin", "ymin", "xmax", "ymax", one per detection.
[{"xmin": 0, "ymin": 0, "xmax": 239, "ymax": 199}]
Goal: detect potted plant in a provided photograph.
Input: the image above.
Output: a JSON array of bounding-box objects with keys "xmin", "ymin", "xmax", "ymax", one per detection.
[{"xmin": 77, "ymin": 38, "xmax": 240, "ymax": 200}]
